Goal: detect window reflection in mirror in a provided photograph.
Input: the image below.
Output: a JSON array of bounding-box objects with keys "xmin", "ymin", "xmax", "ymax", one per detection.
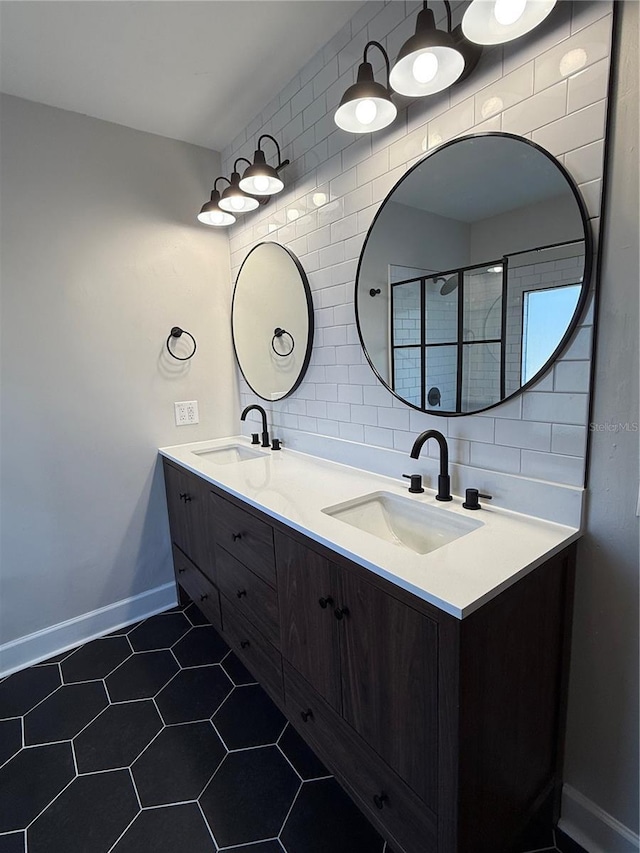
[{"xmin": 356, "ymin": 134, "xmax": 590, "ymax": 416}]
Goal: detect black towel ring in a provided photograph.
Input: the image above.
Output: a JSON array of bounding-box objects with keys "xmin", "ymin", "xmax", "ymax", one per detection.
[
  {"xmin": 271, "ymin": 327, "xmax": 295, "ymax": 357},
  {"xmin": 166, "ymin": 327, "xmax": 197, "ymax": 361}
]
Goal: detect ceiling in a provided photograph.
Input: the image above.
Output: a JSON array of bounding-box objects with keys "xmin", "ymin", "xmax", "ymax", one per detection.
[{"xmin": 0, "ymin": 1, "xmax": 364, "ymax": 152}]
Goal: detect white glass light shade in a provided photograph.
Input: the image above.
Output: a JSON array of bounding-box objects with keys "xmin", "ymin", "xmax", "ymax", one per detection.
[
  {"xmin": 334, "ymin": 59, "xmax": 397, "ymax": 134},
  {"xmin": 462, "ymin": 0, "xmax": 557, "ymax": 45},
  {"xmin": 390, "ymin": 45, "xmax": 464, "ymax": 96}
]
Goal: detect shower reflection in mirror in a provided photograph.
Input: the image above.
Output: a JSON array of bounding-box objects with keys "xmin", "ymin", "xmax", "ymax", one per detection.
[{"xmin": 388, "ymin": 239, "xmax": 583, "ymax": 413}]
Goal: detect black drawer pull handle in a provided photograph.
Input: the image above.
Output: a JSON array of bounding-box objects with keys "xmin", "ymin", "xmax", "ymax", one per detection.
[
  {"xmin": 318, "ymin": 596, "xmax": 334, "ymax": 609},
  {"xmin": 300, "ymin": 709, "xmax": 313, "ymax": 722},
  {"xmin": 236, "ymin": 589, "xmax": 247, "ymax": 599},
  {"xmin": 232, "ymin": 533, "xmax": 242, "ymax": 541},
  {"xmin": 240, "ymin": 640, "xmax": 250, "ymax": 649},
  {"xmin": 334, "ymin": 606, "xmax": 350, "ymax": 621},
  {"xmin": 373, "ymin": 793, "xmax": 388, "ymax": 810},
  {"xmin": 200, "ymin": 594, "xmax": 208, "ymax": 602},
  {"xmin": 178, "ymin": 568, "xmax": 186, "ymax": 574},
  {"xmin": 179, "ymin": 493, "xmax": 192, "ymax": 503}
]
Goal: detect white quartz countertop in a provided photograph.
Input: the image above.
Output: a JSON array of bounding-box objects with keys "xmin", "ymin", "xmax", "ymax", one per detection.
[{"xmin": 159, "ymin": 436, "xmax": 580, "ymax": 619}]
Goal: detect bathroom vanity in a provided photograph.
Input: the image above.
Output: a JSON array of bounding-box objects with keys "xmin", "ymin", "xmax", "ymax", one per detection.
[{"xmin": 160, "ymin": 438, "xmax": 578, "ymax": 853}]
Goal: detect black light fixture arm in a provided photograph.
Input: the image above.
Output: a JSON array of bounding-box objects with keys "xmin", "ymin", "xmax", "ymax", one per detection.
[
  {"xmin": 257, "ymin": 134, "xmax": 290, "ymax": 171},
  {"xmin": 234, "ymin": 157, "xmax": 253, "ymax": 172},
  {"xmin": 422, "ymin": 0, "xmax": 452, "ymax": 32},
  {"xmin": 363, "ymin": 40, "xmax": 392, "ymax": 90},
  {"xmin": 213, "ymin": 176, "xmax": 231, "ymax": 192}
]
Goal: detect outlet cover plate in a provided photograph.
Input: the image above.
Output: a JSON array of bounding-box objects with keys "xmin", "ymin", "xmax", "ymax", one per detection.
[{"xmin": 175, "ymin": 400, "xmax": 199, "ymax": 426}]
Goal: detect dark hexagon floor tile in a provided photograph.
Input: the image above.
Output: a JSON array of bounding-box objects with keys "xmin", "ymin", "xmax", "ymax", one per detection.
[
  {"xmin": 128, "ymin": 612, "xmax": 190, "ymax": 651},
  {"xmin": 132, "ymin": 722, "xmax": 225, "ymax": 806},
  {"xmin": 106, "ymin": 650, "xmax": 179, "ymax": 702},
  {"xmin": 0, "ymin": 742, "xmax": 75, "ymax": 832},
  {"xmin": 278, "ymin": 724, "xmax": 329, "ymax": 781},
  {"xmin": 281, "ymin": 778, "xmax": 385, "ymax": 853},
  {"xmin": 200, "ymin": 746, "xmax": 299, "ymax": 848},
  {"xmin": 172, "ymin": 626, "xmax": 229, "ymax": 668},
  {"xmin": 0, "ymin": 666, "xmax": 60, "ymax": 719},
  {"xmin": 107, "ymin": 620, "xmax": 142, "ymax": 638},
  {"xmin": 111, "ymin": 803, "xmax": 217, "ymax": 852},
  {"xmin": 24, "ymin": 681, "xmax": 108, "ymax": 745},
  {"xmin": 74, "ymin": 700, "xmax": 163, "ymax": 773},
  {"xmin": 61, "ymin": 636, "xmax": 131, "ymax": 683},
  {"xmin": 0, "ymin": 831, "xmax": 25, "ymax": 853},
  {"xmin": 213, "ymin": 684, "xmax": 286, "ymax": 749},
  {"xmin": 185, "ymin": 602, "xmax": 210, "ymax": 626},
  {"xmin": 221, "ymin": 652, "xmax": 257, "ymax": 686},
  {"xmin": 156, "ymin": 666, "xmax": 232, "ymax": 724},
  {"xmin": 27, "ymin": 770, "xmax": 139, "ymax": 853},
  {"xmin": 0, "ymin": 719, "xmax": 22, "ymax": 767}
]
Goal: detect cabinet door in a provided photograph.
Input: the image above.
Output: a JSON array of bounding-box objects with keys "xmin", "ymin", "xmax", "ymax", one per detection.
[
  {"xmin": 163, "ymin": 462, "xmax": 216, "ymax": 581},
  {"xmin": 275, "ymin": 532, "xmax": 341, "ymax": 711},
  {"xmin": 338, "ymin": 571, "xmax": 439, "ymax": 809}
]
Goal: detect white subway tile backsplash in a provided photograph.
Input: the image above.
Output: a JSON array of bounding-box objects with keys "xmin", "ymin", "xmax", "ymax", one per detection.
[
  {"xmin": 554, "ymin": 361, "xmax": 591, "ymax": 393},
  {"xmin": 223, "ymin": 1, "xmax": 612, "ymax": 495},
  {"xmin": 470, "ymin": 442, "xmax": 521, "ymax": 475},
  {"xmin": 551, "ymin": 423, "xmax": 588, "ymax": 457},
  {"xmin": 521, "ymin": 449, "xmax": 584, "ymax": 486},
  {"xmin": 523, "ymin": 392, "xmax": 589, "ymax": 425},
  {"xmin": 495, "ymin": 419, "xmax": 552, "ymax": 451}
]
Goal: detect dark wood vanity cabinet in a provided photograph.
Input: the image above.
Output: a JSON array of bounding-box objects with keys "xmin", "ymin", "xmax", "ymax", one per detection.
[{"xmin": 162, "ymin": 458, "xmax": 574, "ymax": 853}]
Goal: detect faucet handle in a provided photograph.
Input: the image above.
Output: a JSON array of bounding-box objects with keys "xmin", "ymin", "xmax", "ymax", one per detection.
[
  {"xmin": 250, "ymin": 433, "xmax": 260, "ymax": 445},
  {"xmin": 463, "ymin": 488, "xmax": 492, "ymax": 510},
  {"xmin": 402, "ymin": 474, "xmax": 424, "ymax": 494}
]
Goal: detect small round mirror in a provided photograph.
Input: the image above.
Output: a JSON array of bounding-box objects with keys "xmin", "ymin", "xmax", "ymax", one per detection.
[
  {"xmin": 356, "ymin": 133, "xmax": 591, "ymax": 415},
  {"xmin": 232, "ymin": 242, "xmax": 314, "ymax": 401}
]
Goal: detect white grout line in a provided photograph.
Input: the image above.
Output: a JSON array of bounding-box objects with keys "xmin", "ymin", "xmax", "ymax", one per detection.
[
  {"xmin": 275, "ymin": 742, "xmax": 304, "ymax": 783},
  {"xmin": 276, "ymin": 779, "xmax": 303, "ymax": 843},
  {"xmin": 128, "ymin": 722, "xmax": 166, "ymax": 767},
  {"xmin": 105, "ymin": 808, "xmax": 140, "ymax": 853},
  {"xmin": 128, "ymin": 766, "xmax": 142, "ymax": 811},
  {"xmin": 197, "ymin": 799, "xmax": 222, "ymax": 850}
]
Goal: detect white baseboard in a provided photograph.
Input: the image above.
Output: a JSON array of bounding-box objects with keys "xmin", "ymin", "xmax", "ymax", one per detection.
[
  {"xmin": 0, "ymin": 582, "xmax": 178, "ymax": 678},
  {"xmin": 560, "ymin": 784, "xmax": 640, "ymax": 853}
]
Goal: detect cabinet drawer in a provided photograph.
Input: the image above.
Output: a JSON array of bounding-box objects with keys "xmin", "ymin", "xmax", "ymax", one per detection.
[
  {"xmin": 172, "ymin": 545, "xmax": 221, "ymax": 631},
  {"xmin": 284, "ymin": 662, "xmax": 437, "ymax": 853},
  {"xmin": 210, "ymin": 493, "xmax": 276, "ymax": 586},
  {"xmin": 221, "ymin": 597, "xmax": 283, "ymax": 702},
  {"xmin": 216, "ymin": 547, "xmax": 280, "ymax": 648}
]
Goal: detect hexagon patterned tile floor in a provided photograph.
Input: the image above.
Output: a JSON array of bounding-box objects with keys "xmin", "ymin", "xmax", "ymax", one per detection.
[{"xmin": 0, "ymin": 598, "xmax": 587, "ymax": 853}]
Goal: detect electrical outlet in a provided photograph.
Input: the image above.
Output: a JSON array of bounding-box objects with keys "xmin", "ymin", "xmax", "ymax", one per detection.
[{"xmin": 174, "ymin": 400, "xmax": 199, "ymax": 426}]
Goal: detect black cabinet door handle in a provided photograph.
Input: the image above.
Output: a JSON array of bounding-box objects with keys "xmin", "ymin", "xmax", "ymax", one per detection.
[
  {"xmin": 373, "ymin": 793, "xmax": 388, "ymax": 810},
  {"xmin": 232, "ymin": 533, "xmax": 242, "ymax": 541},
  {"xmin": 236, "ymin": 589, "xmax": 247, "ymax": 599},
  {"xmin": 179, "ymin": 493, "xmax": 187, "ymax": 501},
  {"xmin": 240, "ymin": 640, "xmax": 250, "ymax": 649},
  {"xmin": 300, "ymin": 709, "xmax": 313, "ymax": 722},
  {"xmin": 334, "ymin": 606, "xmax": 350, "ymax": 621},
  {"xmin": 178, "ymin": 568, "xmax": 186, "ymax": 574},
  {"xmin": 318, "ymin": 596, "xmax": 334, "ymax": 609},
  {"xmin": 200, "ymin": 594, "xmax": 208, "ymax": 602}
]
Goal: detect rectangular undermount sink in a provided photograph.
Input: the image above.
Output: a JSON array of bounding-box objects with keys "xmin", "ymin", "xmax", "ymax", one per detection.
[
  {"xmin": 192, "ymin": 444, "xmax": 267, "ymax": 465},
  {"xmin": 322, "ymin": 491, "xmax": 483, "ymax": 555}
]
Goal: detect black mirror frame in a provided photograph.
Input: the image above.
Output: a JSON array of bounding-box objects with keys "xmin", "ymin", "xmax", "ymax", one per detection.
[
  {"xmin": 231, "ymin": 241, "xmax": 315, "ymax": 402},
  {"xmin": 354, "ymin": 131, "xmax": 593, "ymax": 417}
]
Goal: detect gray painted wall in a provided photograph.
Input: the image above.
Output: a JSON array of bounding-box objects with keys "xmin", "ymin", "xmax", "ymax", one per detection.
[
  {"xmin": 0, "ymin": 95, "xmax": 235, "ymax": 646},
  {"xmin": 564, "ymin": 0, "xmax": 639, "ymax": 837}
]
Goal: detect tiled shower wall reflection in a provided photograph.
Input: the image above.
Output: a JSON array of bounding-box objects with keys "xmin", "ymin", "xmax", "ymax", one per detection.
[{"xmin": 223, "ymin": 0, "xmax": 614, "ymax": 489}]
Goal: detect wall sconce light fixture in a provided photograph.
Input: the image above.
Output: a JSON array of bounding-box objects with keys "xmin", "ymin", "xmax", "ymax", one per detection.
[
  {"xmin": 197, "ymin": 177, "xmax": 237, "ymax": 227},
  {"xmin": 240, "ymin": 134, "xmax": 290, "ymax": 196},
  {"xmin": 389, "ymin": 1, "xmax": 466, "ymax": 97},
  {"xmin": 334, "ymin": 41, "xmax": 397, "ymax": 133},
  {"xmin": 462, "ymin": 0, "xmax": 557, "ymax": 45}
]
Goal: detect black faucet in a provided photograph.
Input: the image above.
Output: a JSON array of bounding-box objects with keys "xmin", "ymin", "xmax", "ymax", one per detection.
[
  {"xmin": 241, "ymin": 404, "xmax": 270, "ymax": 448},
  {"xmin": 409, "ymin": 429, "xmax": 452, "ymax": 501}
]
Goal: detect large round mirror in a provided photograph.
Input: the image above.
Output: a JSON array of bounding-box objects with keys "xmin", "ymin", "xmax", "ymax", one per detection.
[
  {"xmin": 232, "ymin": 242, "xmax": 314, "ymax": 401},
  {"xmin": 356, "ymin": 133, "xmax": 591, "ymax": 415}
]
